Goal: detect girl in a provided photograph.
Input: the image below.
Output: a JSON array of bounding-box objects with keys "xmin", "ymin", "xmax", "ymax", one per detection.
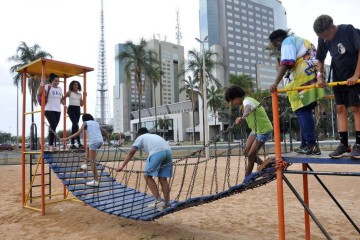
[
  {"xmin": 62, "ymin": 113, "xmax": 110, "ymax": 187},
  {"xmin": 38, "ymin": 73, "xmax": 64, "ymax": 152},
  {"xmin": 62, "ymin": 80, "xmax": 84, "ymax": 149}
]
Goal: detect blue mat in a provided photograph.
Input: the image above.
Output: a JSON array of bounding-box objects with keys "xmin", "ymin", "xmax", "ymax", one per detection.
[
  {"xmin": 44, "ymin": 153, "xmax": 276, "ymax": 221},
  {"xmin": 282, "ymin": 151, "xmax": 360, "ymax": 165}
]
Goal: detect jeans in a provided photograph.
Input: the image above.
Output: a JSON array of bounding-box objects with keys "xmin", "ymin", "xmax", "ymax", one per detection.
[{"xmin": 294, "ymin": 103, "xmax": 316, "ymax": 146}]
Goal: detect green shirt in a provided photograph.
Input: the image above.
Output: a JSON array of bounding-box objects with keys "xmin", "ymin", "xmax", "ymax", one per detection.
[{"xmin": 243, "ymin": 97, "xmax": 273, "ymax": 134}]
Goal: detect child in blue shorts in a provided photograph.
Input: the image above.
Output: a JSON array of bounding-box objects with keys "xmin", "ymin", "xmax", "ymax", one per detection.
[{"xmin": 116, "ymin": 127, "xmax": 173, "ymax": 211}]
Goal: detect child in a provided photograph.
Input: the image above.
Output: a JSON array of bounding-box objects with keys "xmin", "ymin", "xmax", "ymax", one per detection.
[
  {"xmin": 62, "ymin": 80, "xmax": 84, "ymax": 149},
  {"xmin": 62, "ymin": 113, "xmax": 110, "ymax": 187},
  {"xmin": 115, "ymin": 127, "xmax": 173, "ymax": 211},
  {"xmin": 224, "ymin": 85, "xmax": 273, "ymax": 180},
  {"xmin": 314, "ymin": 15, "xmax": 360, "ymax": 159}
]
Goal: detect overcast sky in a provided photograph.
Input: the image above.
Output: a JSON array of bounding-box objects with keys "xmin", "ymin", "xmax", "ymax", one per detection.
[{"xmin": 0, "ymin": 0, "xmax": 359, "ymax": 136}]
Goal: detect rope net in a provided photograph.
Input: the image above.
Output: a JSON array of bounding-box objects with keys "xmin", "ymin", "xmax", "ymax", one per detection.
[{"xmin": 43, "ymin": 95, "xmax": 283, "ymax": 221}]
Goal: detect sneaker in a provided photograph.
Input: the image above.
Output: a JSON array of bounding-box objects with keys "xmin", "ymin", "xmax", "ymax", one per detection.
[
  {"xmin": 86, "ymin": 180, "xmax": 99, "ymax": 187},
  {"xmin": 305, "ymin": 144, "xmax": 321, "ymax": 155},
  {"xmin": 70, "ymin": 144, "xmax": 78, "ymax": 149},
  {"xmin": 329, "ymin": 143, "xmax": 351, "ymax": 159},
  {"xmin": 349, "ymin": 144, "xmax": 360, "ymax": 159},
  {"xmin": 295, "ymin": 145, "xmax": 309, "ymax": 154},
  {"xmin": 80, "ymin": 164, "xmax": 87, "ymax": 171},
  {"xmin": 78, "ymin": 144, "xmax": 84, "ymax": 149},
  {"xmin": 48, "ymin": 146, "xmax": 58, "ymax": 152},
  {"xmin": 147, "ymin": 199, "xmax": 167, "ymax": 211}
]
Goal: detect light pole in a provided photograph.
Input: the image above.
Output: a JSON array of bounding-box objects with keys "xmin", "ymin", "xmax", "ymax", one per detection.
[{"xmin": 195, "ymin": 36, "xmax": 209, "ymax": 158}]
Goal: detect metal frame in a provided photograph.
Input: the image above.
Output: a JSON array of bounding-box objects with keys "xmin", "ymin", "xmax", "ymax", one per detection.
[{"xmin": 17, "ymin": 58, "xmax": 93, "ymax": 215}]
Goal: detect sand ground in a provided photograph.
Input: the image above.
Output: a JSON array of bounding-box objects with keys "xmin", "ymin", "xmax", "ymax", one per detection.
[{"xmin": 0, "ymin": 160, "xmax": 359, "ymax": 240}]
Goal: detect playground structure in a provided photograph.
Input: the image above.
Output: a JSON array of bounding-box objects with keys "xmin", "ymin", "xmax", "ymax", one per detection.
[
  {"xmin": 17, "ymin": 58, "xmax": 359, "ymax": 238},
  {"xmin": 17, "ymin": 58, "xmax": 93, "ymax": 214}
]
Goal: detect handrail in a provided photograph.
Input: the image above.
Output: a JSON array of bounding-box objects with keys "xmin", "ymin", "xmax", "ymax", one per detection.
[{"xmin": 277, "ymin": 79, "xmax": 360, "ymax": 93}]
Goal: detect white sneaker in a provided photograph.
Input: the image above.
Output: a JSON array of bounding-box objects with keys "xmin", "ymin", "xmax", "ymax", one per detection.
[
  {"xmin": 80, "ymin": 164, "xmax": 87, "ymax": 171},
  {"xmin": 147, "ymin": 200, "xmax": 167, "ymax": 211},
  {"xmin": 86, "ymin": 180, "xmax": 99, "ymax": 187}
]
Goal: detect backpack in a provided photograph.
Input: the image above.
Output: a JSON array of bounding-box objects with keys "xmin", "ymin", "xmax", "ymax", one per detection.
[{"xmin": 37, "ymin": 85, "xmax": 51, "ymax": 106}]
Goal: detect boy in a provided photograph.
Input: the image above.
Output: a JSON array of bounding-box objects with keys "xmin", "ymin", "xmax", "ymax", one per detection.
[
  {"xmin": 224, "ymin": 85, "xmax": 273, "ymax": 179},
  {"xmin": 116, "ymin": 128, "xmax": 173, "ymax": 211},
  {"xmin": 314, "ymin": 15, "xmax": 360, "ymax": 159}
]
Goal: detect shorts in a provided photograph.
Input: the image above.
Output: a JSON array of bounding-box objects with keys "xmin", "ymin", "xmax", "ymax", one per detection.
[
  {"xmin": 250, "ymin": 130, "xmax": 273, "ymax": 142},
  {"xmin": 334, "ymin": 84, "xmax": 360, "ymax": 107},
  {"xmin": 144, "ymin": 150, "xmax": 173, "ymax": 178},
  {"xmin": 88, "ymin": 142, "xmax": 102, "ymax": 150}
]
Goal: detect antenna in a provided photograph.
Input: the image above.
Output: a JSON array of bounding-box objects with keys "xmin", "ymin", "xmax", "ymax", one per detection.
[
  {"xmin": 175, "ymin": 8, "xmax": 182, "ymax": 45},
  {"xmin": 96, "ymin": 0, "xmax": 111, "ymax": 125}
]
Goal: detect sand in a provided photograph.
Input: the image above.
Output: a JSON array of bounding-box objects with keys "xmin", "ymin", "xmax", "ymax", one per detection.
[{"xmin": 1, "ymin": 161, "xmax": 360, "ymax": 240}]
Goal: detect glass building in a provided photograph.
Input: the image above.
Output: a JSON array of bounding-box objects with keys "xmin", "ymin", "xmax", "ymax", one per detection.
[{"xmin": 199, "ymin": 0, "xmax": 287, "ymax": 88}]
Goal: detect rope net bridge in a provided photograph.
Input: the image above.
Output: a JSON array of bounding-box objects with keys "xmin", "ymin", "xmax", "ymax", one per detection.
[{"xmin": 43, "ymin": 96, "xmax": 282, "ymax": 221}]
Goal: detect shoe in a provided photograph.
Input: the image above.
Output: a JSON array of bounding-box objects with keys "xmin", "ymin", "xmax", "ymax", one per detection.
[
  {"xmin": 78, "ymin": 144, "xmax": 84, "ymax": 149},
  {"xmin": 80, "ymin": 164, "xmax": 87, "ymax": 171},
  {"xmin": 329, "ymin": 143, "xmax": 351, "ymax": 158},
  {"xmin": 147, "ymin": 199, "xmax": 167, "ymax": 211},
  {"xmin": 349, "ymin": 144, "xmax": 360, "ymax": 159},
  {"xmin": 48, "ymin": 146, "xmax": 58, "ymax": 152},
  {"xmin": 295, "ymin": 145, "xmax": 309, "ymax": 154},
  {"xmin": 305, "ymin": 144, "xmax": 321, "ymax": 155},
  {"xmin": 86, "ymin": 180, "xmax": 99, "ymax": 187},
  {"xmin": 70, "ymin": 144, "xmax": 78, "ymax": 150}
]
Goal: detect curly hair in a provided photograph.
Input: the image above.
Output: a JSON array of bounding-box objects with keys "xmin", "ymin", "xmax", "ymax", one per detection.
[
  {"xmin": 224, "ymin": 85, "xmax": 245, "ymax": 102},
  {"xmin": 313, "ymin": 15, "xmax": 333, "ymax": 34},
  {"xmin": 69, "ymin": 80, "xmax": 82, "ymax": 91},
  {"xmin": 268, "ymin": 29, "xmax": 289, "ymax": 43}
]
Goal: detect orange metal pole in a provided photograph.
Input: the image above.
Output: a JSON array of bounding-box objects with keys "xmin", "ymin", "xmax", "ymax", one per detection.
[
  {"xmin": 63, "ymin": 77, "xmax": 67, "ymax": 198},
  {"xmin": 83, "ymin": 71, "xmax": 87, "ymax": 148},
  {"xmin": 41, "ymin": 60, "xmax": 46, "ymax": 215},
  {"xmin": 272, "ymin": 92, "xmax": 285, "ymax": 240},
  {"xmin": 302, "ymin": 163, "xmax": 311, "ymax": 239},
  {"xmin": 21, "ymin": 70, "xmax": 27, "ymax": 206},
  {"xmin": 63, "ymin": 77, "xmax": 67, "ymax": 150}
]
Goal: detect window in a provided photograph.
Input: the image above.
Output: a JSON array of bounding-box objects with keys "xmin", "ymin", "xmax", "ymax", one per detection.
[{"xmin": 228, "ymin": 40, "xmax": 234, "ymax": 45}]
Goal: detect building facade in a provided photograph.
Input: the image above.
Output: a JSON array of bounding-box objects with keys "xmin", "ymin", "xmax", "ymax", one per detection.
[
  {"xmin": 199, "ymin": 0, "xmax": 287, "ymax": 88},
  {"xmin": 113, "ymin": 39, "xmax": 186, "ymax": 134}
]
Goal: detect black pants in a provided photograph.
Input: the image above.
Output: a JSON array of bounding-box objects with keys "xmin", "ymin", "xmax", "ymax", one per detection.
[
  {"xmin": 67, "ymin": 105, "xmax": 81, "ymax": 145},
  {"xmin": 45, "ymin": 111, "xmax": 61, "ymax": 146}
]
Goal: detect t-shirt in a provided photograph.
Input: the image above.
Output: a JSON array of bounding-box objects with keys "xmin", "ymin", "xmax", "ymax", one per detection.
[
  {"xmin": 132, "ymin": 133, "xmax": 171, "ymax": 157},
  {"xmin": 280, "ymin": 36, "xmax": 325, "ymax": 111},
  {"xmin": 45, "ymin": 85, "xmax": 62, "ymax": 112},
  {"xmin": 68, "ymin": 92, "xmax": 82, "ymax": 106},
  {"xmin": 316, "ymin": 24, "xmax": 360, "ymax": 91},
  {"xmin": 85, "ymin": 120, "xmax": 103, "ymax": 145},
  {"xmin": 243, "ymin": 97, "xmax": 273, "ymax": 134}
]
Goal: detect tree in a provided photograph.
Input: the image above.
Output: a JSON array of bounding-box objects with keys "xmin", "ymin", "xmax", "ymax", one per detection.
[
  {"xmin": 182, "ymin": 48, "xmax": 224, "ymax": 144},
  {"xmin": 8, "ymin": 42, "xmax": 53, "ymax": 107},
  {"xmin": 179, "ymin": 76, "xmax": 200, "ymax": 144},
  {"xmin": 228, "ymin": 74, "xmax": 254, "ymax": 97},
  {"xmin": 116, "ymin": 39, "xmax": 159, "ymax": 131},
  {"xmin": 207, "ymin": 86, "xmax": 223, "ymax": 135}
]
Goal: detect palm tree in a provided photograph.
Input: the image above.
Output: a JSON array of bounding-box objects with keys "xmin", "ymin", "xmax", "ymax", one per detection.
[
  {"xmin": 116, "ymin": 38, "xmax": 159, "ymax": 130},
  {"xmin": 207, "ymin": 86, "xmax": 223, "ymax": 133},
  {"xmin": 8, "ymin": 41, "xmax": 53, "ymax": 122},
  {"xmin": 149, "ymin": 63, "xmax": 163, "ymax": 134},
  {"xmin": 182, "ymin": 48, "xmax": 224, "ymax": 144},
  {"xmin": 179, "ymin": 76, "xmax": 200, "ymax": 144},
  {"xmin": 228, "ymin": 74, "xmax": 254, "ymax": 97}
]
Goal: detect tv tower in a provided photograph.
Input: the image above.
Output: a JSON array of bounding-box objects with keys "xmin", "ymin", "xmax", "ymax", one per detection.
[
  {"xmin": 95, "ymin": 0, "xmax": 110, "ymax": 125},
  {"xmin": 175, "ymin": 8, "xmax": 182, "ymax": 46}
]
